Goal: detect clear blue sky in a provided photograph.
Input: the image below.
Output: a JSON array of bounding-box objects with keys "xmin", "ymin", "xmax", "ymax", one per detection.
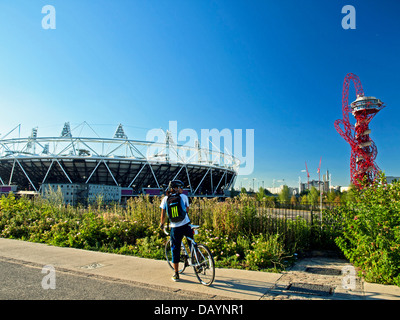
[{"xmin": 0, "ymin": 0, "xmax": 399, "ymax": 189}]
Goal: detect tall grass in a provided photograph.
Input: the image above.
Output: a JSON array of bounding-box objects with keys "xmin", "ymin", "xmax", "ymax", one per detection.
[{"xmin": 0, "ymin": 191, "xmax": 335, "ymax": 271}]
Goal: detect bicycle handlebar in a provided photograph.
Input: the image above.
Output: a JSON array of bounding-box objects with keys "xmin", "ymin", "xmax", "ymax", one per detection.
[
  {"xmin": 163, "ymin": 225, "xmax": 170, "ymax": 236},
  {"xmin": 163, "ymin": 224, "xmax": 199, "ymax": 236}
]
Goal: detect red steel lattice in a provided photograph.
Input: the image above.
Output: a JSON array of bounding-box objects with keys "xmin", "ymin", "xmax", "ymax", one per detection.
[{"xmin": 334, "ymin": 73, "xmax": 385, "ymax": 188}]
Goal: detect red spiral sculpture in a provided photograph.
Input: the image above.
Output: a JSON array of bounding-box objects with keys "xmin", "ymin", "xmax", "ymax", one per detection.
[{"xmin": 334, "ymin": 73, "xmax": 385, "ymax": 188}]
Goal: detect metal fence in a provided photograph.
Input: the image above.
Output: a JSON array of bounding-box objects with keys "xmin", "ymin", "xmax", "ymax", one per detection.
[
  {"xmin": 122, "ymin": 196, "xmax": 343, "ymax": 250},
  {"xmin": 188, "ymin": 200, "xmax": 343, "ymax": 250}
]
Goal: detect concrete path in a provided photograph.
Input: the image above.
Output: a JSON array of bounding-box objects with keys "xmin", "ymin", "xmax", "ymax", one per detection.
[{"xmin": 0, "ymin": 238, "xmax": 399, "ymax": 300}]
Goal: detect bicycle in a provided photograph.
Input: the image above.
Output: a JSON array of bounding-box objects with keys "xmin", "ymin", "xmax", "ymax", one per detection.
[{"xmin": 163, "ymin": 224, "xmax": 215, "ymax": 286}]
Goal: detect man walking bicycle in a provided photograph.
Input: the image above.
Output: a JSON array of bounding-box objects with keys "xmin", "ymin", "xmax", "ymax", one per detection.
[{"xmin": 160, "ymin": 180, "xmax": 191, "ymax": 281}]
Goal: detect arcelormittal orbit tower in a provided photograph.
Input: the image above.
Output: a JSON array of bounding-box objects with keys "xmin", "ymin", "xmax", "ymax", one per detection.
[{"xmin": 334, "ymin": 73, "xmax": 385, "ymax": 188}]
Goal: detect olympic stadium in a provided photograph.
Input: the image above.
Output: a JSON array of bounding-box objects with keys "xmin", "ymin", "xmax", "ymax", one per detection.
[{"xmin": 0, "ymin": 122, "xmax": 239, "ymax": 203}]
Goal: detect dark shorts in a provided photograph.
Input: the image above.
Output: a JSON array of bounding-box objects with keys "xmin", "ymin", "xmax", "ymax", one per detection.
[{"xmin": 170, "ymin": 223, "xmax": 193, "ymax": 263}]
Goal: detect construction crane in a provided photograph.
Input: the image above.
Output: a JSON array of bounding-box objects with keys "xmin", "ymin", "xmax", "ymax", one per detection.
[
  {"xmin": 317, "ymin": 157, "xmax": 322, "ymax": 189},
  {"xmin": 305, "ymin": 161, "xmax": 310, "ymax": 189}
]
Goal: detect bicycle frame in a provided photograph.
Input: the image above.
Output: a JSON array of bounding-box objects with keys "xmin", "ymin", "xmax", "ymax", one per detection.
[
  {"xmin": 165, "ymin": 226, "xmax": 203, "ymax": 266},
  {"xmin": 183, "ymin": 237, "xmax": 204, "ymax": 265},
  {"xmin": 164, "ymin": 225, "xmax": 215, "ymax": 286}
]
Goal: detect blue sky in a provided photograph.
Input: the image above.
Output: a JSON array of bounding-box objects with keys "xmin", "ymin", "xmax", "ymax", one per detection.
[{"xmin": 0, "ymin": 0, "xmax": 399, "ymax": 189}]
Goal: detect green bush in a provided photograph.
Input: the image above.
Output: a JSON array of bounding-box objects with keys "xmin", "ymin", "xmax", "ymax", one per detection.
[
  {"xmin": 196, "ymin": 229, "xmax": 291, "ymax": 271},
  {"xmin": 244, "ymin": 233, "xmax": 288, "ymax": 271},
  {"xmin": 0, "ymin": 190, "xmax": 325, "ymax": 272},
  {"xmin": 334, "ymin": 174, "xmax": 400, "ymax": 286}
]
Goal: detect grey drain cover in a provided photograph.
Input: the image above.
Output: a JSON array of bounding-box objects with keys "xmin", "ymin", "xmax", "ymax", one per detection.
[
  {"xmin": 288, "ymin": 283, "xmax": 333, "ymax": 296},
  {"xmin": 80, "ymin": 262, "xmax": 105, "ymax": 270},
  {"xmin": 305, "ymin": 267, "xmax": 342, "ymax": 276}
]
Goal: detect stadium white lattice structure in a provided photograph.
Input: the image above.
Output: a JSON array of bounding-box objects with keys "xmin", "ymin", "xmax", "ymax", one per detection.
[{"xmin": 0, "ymin": 122, "xmax": 239, "ymax": 197}]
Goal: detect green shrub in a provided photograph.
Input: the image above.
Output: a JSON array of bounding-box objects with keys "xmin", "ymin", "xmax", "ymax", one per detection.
[
  {"xmin": 245, "ymin": 233, "xmax": 288, "ymax": 271},
  {"xmin": 334, "ymin": 174, "xmax": 400, "ymax": 286},
  {"xmin": 196, "ymin": 229, "xmax": 290, "ymax": 271},
  {"xmin": 0, "ymin": 191, "xmax": 328, "ymax": 272}
]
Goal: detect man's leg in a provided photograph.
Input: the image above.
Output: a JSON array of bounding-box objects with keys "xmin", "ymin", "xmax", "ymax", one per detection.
[{"xmin": 170, "ymin": 226, "xmax": 184, "ymax": 278}]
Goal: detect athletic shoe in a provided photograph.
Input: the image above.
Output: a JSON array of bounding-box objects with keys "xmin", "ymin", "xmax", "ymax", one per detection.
[{"xmin": 172, "ymin": 272, "xmax": 179, "ymax": 282}]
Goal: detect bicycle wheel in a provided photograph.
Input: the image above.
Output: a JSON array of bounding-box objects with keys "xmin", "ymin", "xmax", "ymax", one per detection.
[
  {"xmin": 193, "ymin": 244, "xmax": 215, "ymax": 286},
  {"xmin": 165, "ymin": 240, "xmax": 187, "ymax": 274}
]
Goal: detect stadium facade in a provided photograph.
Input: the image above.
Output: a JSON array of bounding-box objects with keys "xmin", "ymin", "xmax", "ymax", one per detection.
[{"xmin": 0, "ymin": 123, "xmax": 239, "ymax": 203}]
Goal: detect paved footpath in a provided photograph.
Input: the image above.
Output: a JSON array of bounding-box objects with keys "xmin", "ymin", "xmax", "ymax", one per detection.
[{"xmin": 0, "ymin": 238, "xmax": 399, "ymax": 300}]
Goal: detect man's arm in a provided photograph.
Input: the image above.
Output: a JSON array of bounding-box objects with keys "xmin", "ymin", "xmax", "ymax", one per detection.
[
  {"xmin": 183, "ymin": 194, "xmax": 189, "ymax": 213},
  {"xmin": 160, "ymin": 208, "xmax": 166, "ymax": 227}
]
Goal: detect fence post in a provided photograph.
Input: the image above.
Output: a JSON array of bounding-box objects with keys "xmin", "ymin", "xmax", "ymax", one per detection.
[{"xmin": 310, "ymin": 205, "xmax": 314, "ymax": 248}]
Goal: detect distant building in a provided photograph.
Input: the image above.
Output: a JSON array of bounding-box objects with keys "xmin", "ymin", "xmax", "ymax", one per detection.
[
  {"xmin": 299, "ymin": 170, "xmax": 331, "ymax": 193},
  {"xmin": 340, "ymin": 186, "xmax": 351, "ymax": 192},
  {"xmin": 266, "ymin": 185, "xmax": 298, "ymax": 196},
  {"xmin": 42, "ymin": 183, "xmax": 123, "ymax": 205},
  {"xmin": 386, "ymin": 176, "xmax": 400, "ymax": 184},
  {"xmin": 329, "ymin": 185, "xmax": 341, "ymax": 192}
]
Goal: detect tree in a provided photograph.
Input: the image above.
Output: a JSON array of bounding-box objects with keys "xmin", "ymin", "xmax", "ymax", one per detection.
[
  {"xmin": 265, "ymin": 196, "xmax": 277, "ymax": 207},
  {"xmin": 327, "ymin": 190, "xmax": 337, "ymax": 203},
  {"xmin": 300, "ymin": 194, "xmax": 308, "ymax": 205},
  {"xmin": 256, "ymin": 187, "xmax": 265, "ymax": 201},
  {"xmin": 299, "ymin": 189, "xmax": 310, "ymax": 197},
  {"xmin": 279, "ymin": 185, "xmax": 290, "ymax": 203},
  {"xmin": 230, "ymin": 187, "xmax": 239, "ymax": 198},
  {"xmin": 240, "ymin": 187, "xmax": 247, "ymax": 194},
  {"xmin": 346, "ymin": 183, "xmax": 357, "ymax": 203},
  {"xmin": 308, "ymin": 186, "xmax": 319, "ymax": 205},
  {"xmin": 44, "ymin": 185, "xmax": 64, "ymax": 207}
]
